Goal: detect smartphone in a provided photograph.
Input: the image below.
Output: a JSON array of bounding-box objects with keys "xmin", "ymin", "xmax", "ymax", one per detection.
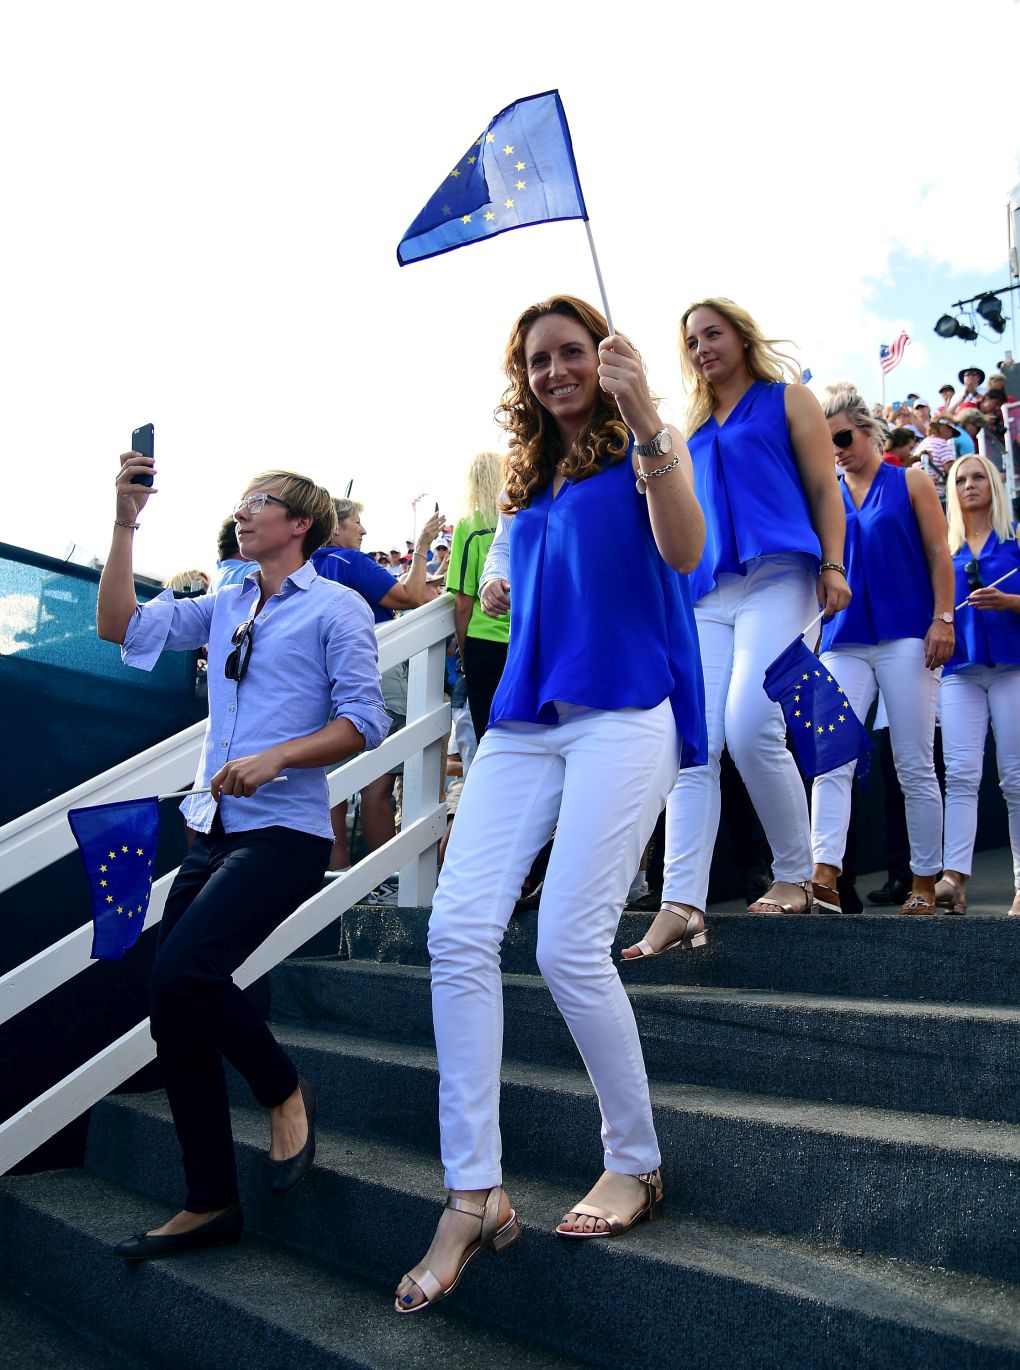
[{"xmin": 130, "ymin": 423, "xmax": 155, "ymax": 486}]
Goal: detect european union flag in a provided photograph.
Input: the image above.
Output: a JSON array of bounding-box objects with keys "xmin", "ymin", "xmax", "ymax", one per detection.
[
  {"xmin": 762, "ymin": 637, "xmax": 873, "ymax": 779},
  {"xmin": 68, "ymin": 798, "xmax": 160, "ymax": 961},
  {"xmin": 397, "ymin": 90, "xmax": 588, "ymax": 266}
]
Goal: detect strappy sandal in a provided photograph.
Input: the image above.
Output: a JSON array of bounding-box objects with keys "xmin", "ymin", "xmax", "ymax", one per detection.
[
  {"xmin": 620, "ymin": 902, "xmax": 707, "ymax": 962},
  {"xmin": 748, "ymin": 880, "xmax": 814, "ymax": 914},
  {"xmin": 934, "ymin": 875, "xmax": 968, "ymax": 916},
  {"xmin": 900, "ymin": 893, "xmax": 937, "ymax": 916},
  {"xmin": 394, "ymin": 1186, "xmax": 521, "ymax": 1315},
  {"xmin": 555, "ymin": 1170, "xmax": 664, "ymax": 1239},
  {"xmin": 1007, "ymin": 891, "xmax": 1020, "ymax": 917}
]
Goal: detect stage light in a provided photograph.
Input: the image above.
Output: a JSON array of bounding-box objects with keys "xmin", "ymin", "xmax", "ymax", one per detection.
[
  {"xmin": 976, "ymin": 293, "xmax": 1007, "ymax": 334},
  {"xmin": 933, "ymin": 314, "xmax": 978, "ymax": 341}
]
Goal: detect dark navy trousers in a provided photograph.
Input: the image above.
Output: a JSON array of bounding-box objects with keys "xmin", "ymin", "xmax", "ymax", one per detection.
[{"xmin": 150, "ymin": 815, "xmax": 330, "ymax": 1211}]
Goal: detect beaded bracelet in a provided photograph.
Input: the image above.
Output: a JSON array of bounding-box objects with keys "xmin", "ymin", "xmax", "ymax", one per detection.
[
  {"xmin": 635, "ymin": 454, "xmax": 680, "ymax": 494},
  {"xmin": 819, "ymin": 561, "xmax": 847, "ymax": 576},
  {"xmin": 114, "ymin": 520, "xmax": 140, "ymax": 531}
]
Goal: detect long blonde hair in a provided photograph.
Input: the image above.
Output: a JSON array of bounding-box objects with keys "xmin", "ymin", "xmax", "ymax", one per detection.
[
  {"xmin": 678, "ymin": 297, "xmax": 802, "ymax": 438},
  {"xmin": 945, "ymin": 453, "xmax": 1017, "ymax": 554},
  {"xmin": 497, "ymin": 295, "xmax": 630, "ymax": 513},
  {"xmin": 463, "ymin": 450, "xmax": 504, "ymax": 528}
]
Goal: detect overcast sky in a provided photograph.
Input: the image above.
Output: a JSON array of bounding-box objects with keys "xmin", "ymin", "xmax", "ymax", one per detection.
[{"xmin": 2, "ymin": 0, "xmax": 1019, "ymax": 581}]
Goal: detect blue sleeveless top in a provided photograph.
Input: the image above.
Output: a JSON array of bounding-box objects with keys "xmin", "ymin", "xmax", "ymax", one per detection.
[
  {"xmin": 944, "ymin": 529, "xmax": 1020, "ymax": 676},
  {"xmin": 687, "ymin": 380, "xmax": 821, "ymax": 604},
  {"xmin": 489, "ymin": 453, "xmax": 708, "ymax": 768},
  {"xmin": 821, "ymin": 463, "xmax": 932, "ymax": 650}
]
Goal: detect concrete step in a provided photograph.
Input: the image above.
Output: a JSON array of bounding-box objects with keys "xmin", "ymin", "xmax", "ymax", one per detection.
[
  {"xmin": 0, "ymin": 1168, "xmax": 582, "ymax": 1370},
  {"xmin": 0, "ymin": 1281, "xmax": 148, "ymax": 1370},
  {"xmin": 80, "ymin": 1093, "xmax": 1020, "ymax": 1370},
  {"xmin": 272, "ymin": 958, "xmax": 1020, "ymax": 1124},
  {"xmin": 335, "ymin": 906, "xmax": 1020, "ymax": 1006},
  {"xmin": 208, "ymin": 1022, "xmax": 1020, "ymax": 1282}
]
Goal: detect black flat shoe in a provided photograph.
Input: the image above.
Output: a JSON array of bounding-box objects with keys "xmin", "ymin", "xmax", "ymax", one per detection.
[
  {"xmin": 268, "ymin": 1076, "xmax": 317, "ymax": 1195},
  {"xmin": 114, "ymin": 1204, "xmax": 243, "ymax": 1260},
  {"xmin": 866, "ymin": 878, "xmax": 911, "ymax": 907}
]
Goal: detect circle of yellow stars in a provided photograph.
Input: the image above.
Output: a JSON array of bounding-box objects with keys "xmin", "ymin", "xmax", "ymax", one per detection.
[
  {"xmin": 442, "ymin": 133, "xmax": 529, "ymax": 226},
  {"xmin": 96, "ymin": 845, "xmax": 155, "ymax": 920},
  {"xmin": 791, "ymin": 671, "xmax": 851, "ymax": 734}
]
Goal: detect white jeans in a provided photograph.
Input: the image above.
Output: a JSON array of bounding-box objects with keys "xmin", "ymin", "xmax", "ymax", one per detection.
[
  {"xmin": 941, "ymin": 665, "xmax": 1020, "ymax": 887},
  {"xmin": 663, "ymin": 555, "xmax": 816, "ymax": 910},
  {"xmin": 450, "ymin": 704, "xmax": 478, "ymax": 776},
  {"xmin": 428, "ymin": 699, "xmax": 678, "ymax": 1190},
  {"xmin": 811, "ymin": 639, "xmax": 942, "ymax": 875}
]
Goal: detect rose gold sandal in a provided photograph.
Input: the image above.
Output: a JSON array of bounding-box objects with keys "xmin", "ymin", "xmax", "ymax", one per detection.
[
  {"xmin": 394, "ymin": 1186, "xmax": 521, "ymax": 1314},
  {"xmin": 748, "ymin": 880, "xmax": 814, "ymax": 914},
  {"xmin": 620, "ymin": 902, "xmax": 707, "ymax": 961},
  {"xmin": 934, "ymin": 875, "xmax": 967, "ymax": 916},
  {"xmin": 555, "ymin": 1170, "xmax": 664, "ymax": 1239}
]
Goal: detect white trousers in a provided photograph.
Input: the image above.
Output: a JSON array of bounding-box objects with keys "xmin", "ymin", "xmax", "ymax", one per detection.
[
  {"xmin": 941, "ymin": 665, "xmax": 1020, "ymax": 887},
  {"xmin": 450, "ymin": 704, "xmax": 478, "ymax": 776},
  {"xmin": 811, "ymin": 639, "xmax": 942, "ymax": 875},
  {"xmin": 428, "ymin": 699, "xmax": 679, "ymax": 1190},
  {"xmin": 663, "ymin": 555, "xmax": 816, "ymax": 910}
]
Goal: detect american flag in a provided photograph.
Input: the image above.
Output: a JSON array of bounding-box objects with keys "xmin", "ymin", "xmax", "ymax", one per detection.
[{"xmin": 879, "ymin": 332, "xmax": 910, "ymax": 374}]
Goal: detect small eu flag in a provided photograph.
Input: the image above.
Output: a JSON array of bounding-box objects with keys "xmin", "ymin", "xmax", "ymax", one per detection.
[
  {"xmin": 68, "ymin": 798, "xmax": 160, "ymax": 961},
  {"xmin": 397, "ymin": 90, "xmax": 588, "ymax": 266},
  {"xmin": 762, "ymin": 637, "xmax": 873, "ymax": 779}
]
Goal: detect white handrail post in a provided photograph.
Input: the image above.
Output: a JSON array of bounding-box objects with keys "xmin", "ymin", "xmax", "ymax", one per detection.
[{"xmin": 398, "ymin": 637, "xmax": 449, "ymax": 907}]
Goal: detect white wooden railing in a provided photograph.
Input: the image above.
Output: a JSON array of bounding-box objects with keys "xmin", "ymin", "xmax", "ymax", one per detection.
[{"xmin": 0, "ymin": 594, "xmax": 454, "ymax": 1173}]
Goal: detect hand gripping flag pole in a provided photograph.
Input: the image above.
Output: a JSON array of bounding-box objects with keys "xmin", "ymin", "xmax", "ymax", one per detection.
[
  {"xmin": 954, "ymin": 566, "xmax": 1017, "ymax": 612},
  {"xmin": 397, "ymin": 90, "xmax": 614, "ymax": 334}
]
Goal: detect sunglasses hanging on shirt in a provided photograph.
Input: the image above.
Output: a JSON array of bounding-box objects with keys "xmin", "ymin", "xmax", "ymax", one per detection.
[
  {"xmin": 225, "ymin": 617, "xmax": 256, "ymax": 682},
  {"xmin": 964, "ymin": 560, "xmax": 983, "ymax": 593}
]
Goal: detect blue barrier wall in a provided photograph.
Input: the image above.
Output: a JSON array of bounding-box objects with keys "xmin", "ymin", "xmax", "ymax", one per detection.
[{"xmin": 0, "ymin": 542, "xmax": 206, "ymax": 825}]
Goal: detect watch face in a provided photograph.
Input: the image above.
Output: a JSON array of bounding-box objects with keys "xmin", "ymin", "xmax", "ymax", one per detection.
[{"xmin": 657, "ymin": 429, "xmax": 673, "ymax": 455}]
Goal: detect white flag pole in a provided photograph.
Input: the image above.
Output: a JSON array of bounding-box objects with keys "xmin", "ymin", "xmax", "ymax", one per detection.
[
  {"xmin": 800, "ymin": 611, "xmax": 824, "ymax": 640},
  {"xmin": 157, "ymin": 777, "xmax": 289, "ymax": 802},
  {"xmin": 584, "ymin": 220, "xmax": 614, "ymax": 335}
]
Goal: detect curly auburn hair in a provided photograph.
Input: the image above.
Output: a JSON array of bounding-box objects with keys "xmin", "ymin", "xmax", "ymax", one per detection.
[{"xmin": 496, "ymin": 295, "xmax": 631, "ymax": 514}]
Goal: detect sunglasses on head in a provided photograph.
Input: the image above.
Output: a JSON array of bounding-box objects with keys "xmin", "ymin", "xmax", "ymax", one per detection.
[
  {"xmin": 225, "ymin": 617, "xmax": 256, "ymax": 682},
  {"xmin": 964, "ymin": 560, "xmax": 983, "ymax": 593},
  {"xmin": 832, "ymin": 428, "xmax": 855, "ymax": 450}
]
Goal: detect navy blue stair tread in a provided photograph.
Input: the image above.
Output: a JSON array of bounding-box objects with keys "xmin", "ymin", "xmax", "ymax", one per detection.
[
  {"xmin": 279, "ymin": 954, "xmax": 1020, "ymax": 1023},
  {"xmin": 266, "ymin": 1023, "xmax": 1020, "ymax": 1163},
  {"xmin": 0, "ymin": 1168, "xmax": 584, "ymax": 1370},
  {"xmin": 213, "ymin": 1025, "xmax": 1019, "ymax": 1281},
  {"xmin": 80, "ymin": 1094, "xmax": 1020, "ymax": 1363},
  {"xmin": 270, "ymin": 958, "xmax": 1020, "ymax": 1123},
  {"xmin": 334, "ymin": 905, "xmax": 1020, "ymax": 1006},
  {"xmin": 0, "ymin": 1281, "xmax": 150, "ymax": 1370}
]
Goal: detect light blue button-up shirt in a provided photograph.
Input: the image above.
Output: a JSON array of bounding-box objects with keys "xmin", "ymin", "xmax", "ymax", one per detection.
[{"xmin": 122, "ymin": 561, "xmax": 389, "ymax": 840}]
